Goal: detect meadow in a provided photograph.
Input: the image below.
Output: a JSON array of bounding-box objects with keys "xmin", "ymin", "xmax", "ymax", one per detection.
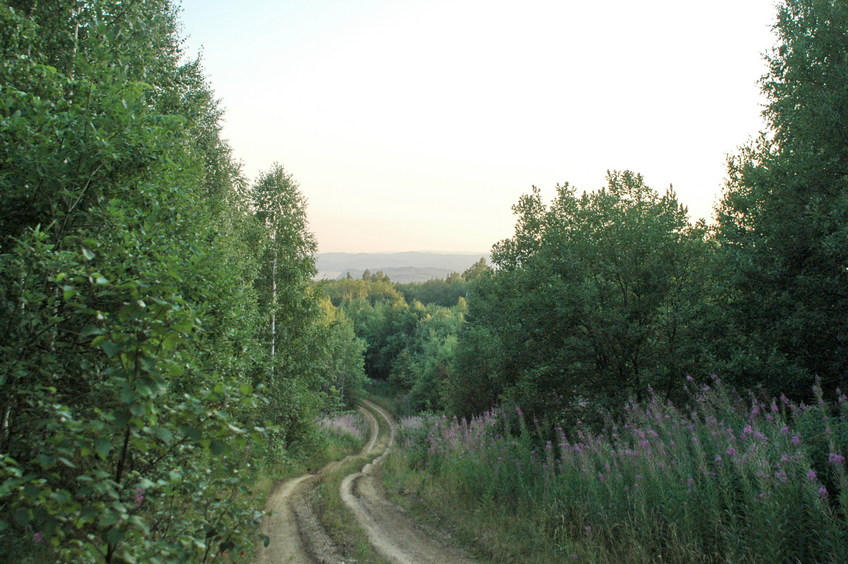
[{"xmin": 387, "ymin": 378, "xmax": 848, "ymax": 563}]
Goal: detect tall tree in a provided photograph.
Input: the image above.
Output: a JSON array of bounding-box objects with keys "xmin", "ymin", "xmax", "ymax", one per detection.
[
  {"xmin": 716, "ymin": 0, "xmax": 848, "ymax": 396},
  {"xmin": 251, "ymin": 165, "xmax": 324, "ymax": 445}
]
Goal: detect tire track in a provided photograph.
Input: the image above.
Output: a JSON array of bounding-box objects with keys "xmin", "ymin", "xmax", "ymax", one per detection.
[
  {"xmin": 341, "ymin": 400, "xmax": 475, "ymax": 564},
  {"xmin": 256, "ymin": 405, "xmax": 379, "ymax": 564}
]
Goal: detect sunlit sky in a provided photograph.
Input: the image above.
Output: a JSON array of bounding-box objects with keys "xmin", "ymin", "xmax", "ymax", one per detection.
[{"xmin": 178, "ymin": 0, "xmax": 778, "ymax": 253}]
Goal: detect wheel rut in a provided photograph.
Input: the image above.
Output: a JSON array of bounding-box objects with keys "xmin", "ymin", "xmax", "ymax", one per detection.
[
  {"xmin": 256, "ymin": 400, "xmax": 474, "ymax": 563},
  {"xmin": 340, "ymin": 400, "xmax": 475, "ymax": 564}
]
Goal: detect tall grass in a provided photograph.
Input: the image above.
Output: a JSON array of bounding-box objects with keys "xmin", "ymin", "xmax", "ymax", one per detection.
[{"xmin": 392, "ymin": 378, "xmax": 848, "ymax": 562}]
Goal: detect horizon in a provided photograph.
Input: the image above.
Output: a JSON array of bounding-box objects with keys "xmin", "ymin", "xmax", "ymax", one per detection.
[{"xmin": 180, "ymin": 0, "xmax": 777, "ymax": 253}]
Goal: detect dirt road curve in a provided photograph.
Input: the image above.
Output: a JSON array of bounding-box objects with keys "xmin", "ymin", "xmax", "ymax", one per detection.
[
  {"xmin": 256, "ymin": 400, "xmax": 474, "ymax": 564},
  {"xmin": 340, "ymin": 400, "xmax": 475, "ymax": 564},
  {"xmin": 256, "ymin": 406, "xmax": 379, "ymax": 564}
]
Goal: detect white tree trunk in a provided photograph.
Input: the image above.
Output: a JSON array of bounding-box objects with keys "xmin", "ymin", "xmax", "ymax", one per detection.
[{"xmin": 270, "ymin": 230, "xmax": 277, "ymax": 371}]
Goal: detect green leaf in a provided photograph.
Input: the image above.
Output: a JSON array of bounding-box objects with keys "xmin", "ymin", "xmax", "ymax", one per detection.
[
  {"xmin": 209, "ymin": 439, "xmax": 227, "ymax": 455},
  {"xmin": 94, "ymin": 438, "xmax": 112, "ymax": 460},
  {"xmin": 260, "ymin": 534, "xmax": 270, "ymax": 547},
  {"xmin": 62, "ymin": 285, "xmax": 76, "ymax": 301},
  {"xmin": 100, "ymin": 341, "xmax": 123, "ymax": 358},
  {"xmin": 81, "ymin": 325, "xmax": 105, "ymax": 338},
  {"xmin": 57, "ymin": 457, "xmax": 76, "ymax": 468},
  {"xmin": 119, "ymin": 387, "xmax": 137, "ymax": 404},
  {"xmin": 81, "ymin": 247, "xmax": 95, "ymax": 260},
  {"xmin": 152, "ymin": 426, "xmax": 173, "ymax": 443},
  {"xmin": 34, "ymin": 454, "xmax": 55, "ymax": 469}
]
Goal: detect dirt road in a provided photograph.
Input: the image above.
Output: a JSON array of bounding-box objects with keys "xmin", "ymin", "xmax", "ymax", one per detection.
[
  {"xmin": 255, "ymin": 407, "xmax": 379, "ymax": 564},
  {"xmin": 340, "ymin": 400, "xmax": 475, "ymax": 564},
  {"xmin": 256, "ymin": 400, "xmax": 473, "ymax": 564}
]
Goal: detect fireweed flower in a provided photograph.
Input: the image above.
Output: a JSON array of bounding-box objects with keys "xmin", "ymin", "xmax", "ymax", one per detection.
[
  {"xmin": 828, "ymin": 453, "xmax": 845, "ymax": 465},
  {"xmin": 135, "ymin": 487, "xmax": 145, "ymax": 508},
  {"xmin": 32, "ymin": 532, "xmax": 44, "ymax": 544},
  {"xmin": 819, "ymin": 486, "xmax": 829, "ymax": 497},
  {"xmin": 726, "ymin": 447, "xmax": 737, "ymax": 456},
  {"xmin": 807, "ymin": 470, "xmax": 817, "ymax": 481},
  {"xmin": 791, "ymin": 434, "xmax": 802, "ymax": 445}
]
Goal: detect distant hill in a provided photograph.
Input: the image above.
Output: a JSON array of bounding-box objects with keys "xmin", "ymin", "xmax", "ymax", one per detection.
[{"xmin": 316, "ymin": 251, "xmax": 488, "ymax": 283}]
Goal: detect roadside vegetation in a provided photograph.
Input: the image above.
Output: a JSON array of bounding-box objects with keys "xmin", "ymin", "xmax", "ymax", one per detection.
[
  {"xmin": 3, "ymin": 0, "xmax": 848, "ymax": 562},
  {"xmin": 0, "ymin": 1, "xmax": 365, "ymax": 561},
  {"xmin": 385, "ymin": 379, "xmax": 848, "ymax": 562}
]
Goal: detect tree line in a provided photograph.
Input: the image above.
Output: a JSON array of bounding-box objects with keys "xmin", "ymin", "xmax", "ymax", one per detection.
[
  {"xmin": 332, "ymin": 0, "xmax": 848, "ymax": 431},
  {"xmin": 0, "ymin": 1, "xmax": 364, "ymax": 561}
]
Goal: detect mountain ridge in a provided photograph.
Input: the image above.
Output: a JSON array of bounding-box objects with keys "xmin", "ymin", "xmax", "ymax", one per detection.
[{"xmin": 316, "ymin": 251, "xmax": 488, "ymax": 283}]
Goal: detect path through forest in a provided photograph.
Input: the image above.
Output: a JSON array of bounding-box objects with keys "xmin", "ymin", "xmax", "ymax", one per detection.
[{"xmin": 255, "ymin": 400, "xmax": 474, "ymax": 563}]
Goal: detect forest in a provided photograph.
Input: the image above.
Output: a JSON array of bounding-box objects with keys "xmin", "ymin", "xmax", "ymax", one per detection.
[{"xmin": 2, "ymin": 0, "xmax": 848, "ymax": 562}]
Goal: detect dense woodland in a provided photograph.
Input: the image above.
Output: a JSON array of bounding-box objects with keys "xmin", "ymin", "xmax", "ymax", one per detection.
[
  {"xmin": 0, "ymin": 1, "xmax": 365, "ymax": 560},
  {"xmin": 1, "ymin": 0, "xmax": 848, "ymax": 561}
]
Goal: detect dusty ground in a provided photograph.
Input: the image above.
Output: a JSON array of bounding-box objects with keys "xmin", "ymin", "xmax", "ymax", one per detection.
[
  {"xmin": 255, "ymin": 407, "xmax": 378, "ymax": 564},
  {"xmin": 340, "ymin": 401, "xmax": 476, "ymax": 564},
  {"xmin": 256, "ymin": 401, "xmax": 474, "ymax": 564}
]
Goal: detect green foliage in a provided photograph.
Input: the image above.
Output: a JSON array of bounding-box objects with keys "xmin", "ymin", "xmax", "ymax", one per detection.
[
  {"xmin": 323, "ymin": 275, "xmax": 467, "ymax": 411},
  {"xmin": 458, "ymin": 172, "xmax": 712, "ymax": 424},
  {"xmin": 0, "ymin": 2, "xmax": 366, "ymax": 560},
  {"xmin": 396, "ymin": 272, "xmax": 467, "ymax": 307},
  {"xmin": 390, "ymin": 301, "xmax": 465, "ymax": 411},
  {"xmin": 389, "ymin": 381, "xmax": 848, "ymax": 563},
  {"xmin": 716, "ymin": 0, "xmax": 848, "ymax": 397}
]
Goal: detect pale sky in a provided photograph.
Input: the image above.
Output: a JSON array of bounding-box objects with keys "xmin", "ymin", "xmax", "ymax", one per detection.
[{"xmin": 178, "ymin": 0, "xmax": 778, "ymax": 253}]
